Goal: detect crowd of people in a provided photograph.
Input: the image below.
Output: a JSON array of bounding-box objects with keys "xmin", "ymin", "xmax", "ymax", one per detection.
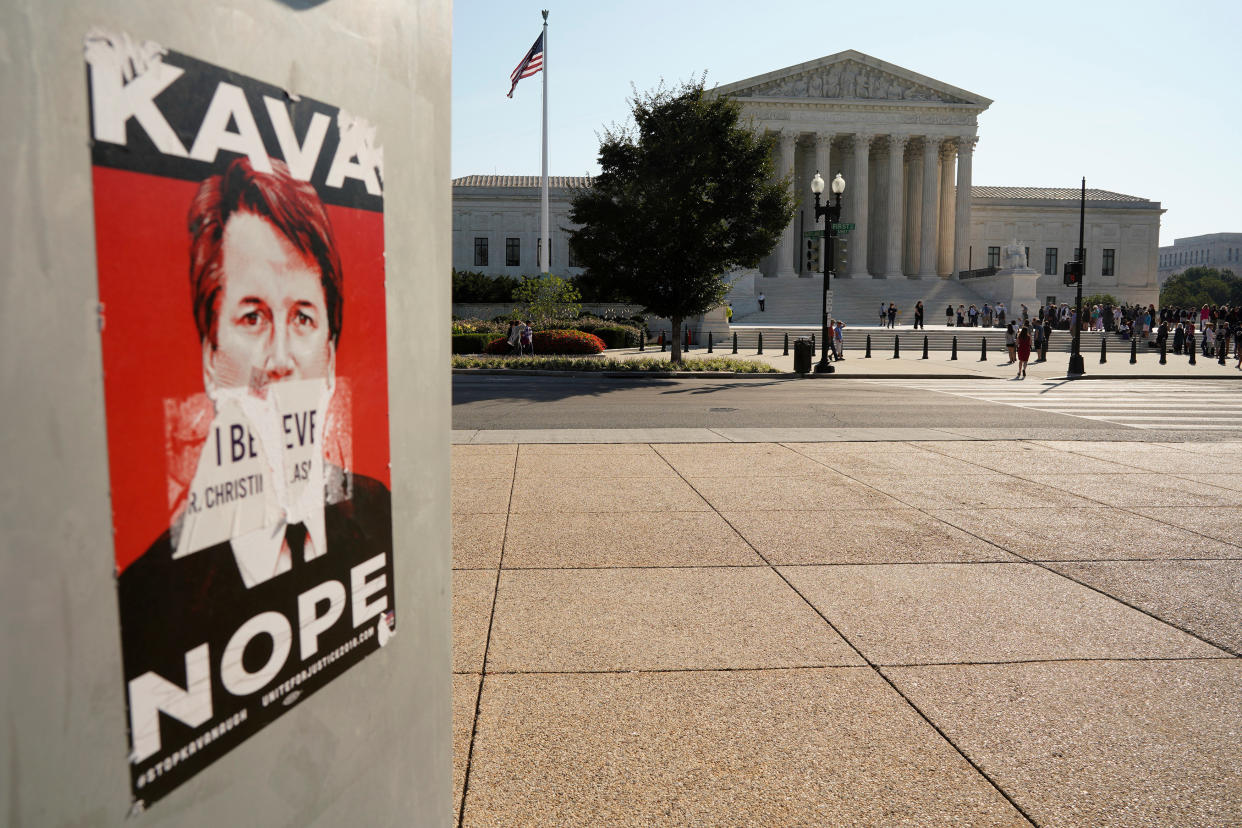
[{"xmin": 870, "ymin": 299, "xmax": 1242, "ymax": 368}]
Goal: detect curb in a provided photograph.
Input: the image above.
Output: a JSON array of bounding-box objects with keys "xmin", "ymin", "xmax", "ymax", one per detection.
[{"xmin": 453, "ymin": 368, "xmax": 1242, "ymax": 381}]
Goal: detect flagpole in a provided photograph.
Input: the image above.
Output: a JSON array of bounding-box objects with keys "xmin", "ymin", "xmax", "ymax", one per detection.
[{"xmin": 540, "ymin": 9, "xmax": 550, "ymax": 275}]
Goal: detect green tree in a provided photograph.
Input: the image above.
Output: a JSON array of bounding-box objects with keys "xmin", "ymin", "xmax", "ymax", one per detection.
[
  {"xmin": 568, "ymin": 77, "xmax": 795, "ymax": 361},
  {"xmin": 1081, "ymin": 293, "xmax": 1119, "ymax": 307},
  {"xmin": 513, "ymin": 274, "xmax": 582, "ymax": 326},
  {"xmin": 1160, "ymin": 266, "xmax": 1242, "ymax": 308}
]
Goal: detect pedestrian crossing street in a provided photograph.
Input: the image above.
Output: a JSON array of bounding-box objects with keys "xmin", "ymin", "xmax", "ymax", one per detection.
[{"xmin": 869, "ymin": 379, "xmax": 1242, "ymax": 431}]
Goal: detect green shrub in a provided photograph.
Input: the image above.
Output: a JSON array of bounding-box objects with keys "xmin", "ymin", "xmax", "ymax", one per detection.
[
  {"xmin": 451, "ymin": 355, "xmax": 779, "ymax": 373},
  {"xmin": 453, "ymin": 317, "xmax": 511, "ymax": 334},
  {"xmin": 483, "ymin": 329, "xmax": 606, "ymax": 355},
  {"xmin": 452, "ymin": 270, "xmax": 521, "ymax": 303},
  {"xmin": 450, "ymin": 333, "xmax": 497, "ymax": 354}
]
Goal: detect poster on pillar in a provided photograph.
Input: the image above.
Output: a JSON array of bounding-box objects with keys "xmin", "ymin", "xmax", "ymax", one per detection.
[{"xmin": 83, "ymin": 29, "xmax": 395, "ymax": 812}]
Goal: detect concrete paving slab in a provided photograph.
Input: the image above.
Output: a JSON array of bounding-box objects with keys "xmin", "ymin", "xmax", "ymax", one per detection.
[
  {"xmin": 451, "ymin": 444, "xmax": 517, "ymax": 479},
  {"xmin": 1156, "ymin": 440, "xmax": 1242, "ymax": 457},
  {"xmin": 509, "ymin": 475, "xmax": 712, "ymax": 513},
  {"xmin": 1135, "ymin": 506, "xmax": 1242, "ymax": 545},
  {"xmin": 453, "ymin": 673, "xmax": 481, "ymax": 822},
  {"xmin": 516, "ymin": 442, "xmax": 667, "ymax": 457},
  {"xmin": 502, "ymin": 511, "xmax": 764, "ymax": 568},
  {"xmin": 516, "ymin": 451, "xmax": 680, "ymax": 479},
  {"xmin": 921, "ymin": 439, "xmax": 1141, "ymax": 474},
  {"xmin": 1034, "ymin": 440, "xmax": 1202, "ymax": 471},
  {"xmin": 452, "ymin": 478, "xmax": 511, "ymax": 514},
  {"xmin": 462, "ymin": 669, "xmax": 1030, "ymax": 827},
  {"xmin": 780, "ymin": 563, "xmax": 1227, "ymax": 664},
  {"xmin": 652, "ymin": 442, "xmax": 830, "ymax": 477},
  {"xmin": 712, "ymin": 426, "xmax": 964, "ymax": 442},
  {"xmin": 486, "ymin": 568, "xmax": 862, "ymax": 672},
  {"xmin": 687, "ymin": 475, "xmax": 897, "ymax": 511},
  {"xmin": 884, "ymin": 660, "xmax": 1242, "ymax": 828},
  {"xmin": 453, "ymin": 570, "xmax": 496, "ymax": 674},
  {"xmin": 1175, "ymin": 472, "xmax": 1242, "ymax": 491},
  {"xmin": 858, "ymin": 471, "xmax": 1094, "ymax": 509},
  {"xmin": 723, "ymin": 508, "xmax": 1020, "ymax": 565},
  {"xmin": 1046, "ymin": 560, "xmax": 1242, "ymax": 655},
  {"xmin": 1021, "ymin": 472, "xmax": 1242, "ymax": 508},
  {"xmin": 464, "ymin": 427, "xmax": 731, "ymax": 444},
  {"xmin": 788, "ymin": 441, "xmax": 985, "ymax": 476},
  {"xmin": 452, "ymin": 513, "xmax": 506, "ymax": 569},
  {"xmin": 929, "ymin": 506, "xmax": 1242, "ymax": 561}
]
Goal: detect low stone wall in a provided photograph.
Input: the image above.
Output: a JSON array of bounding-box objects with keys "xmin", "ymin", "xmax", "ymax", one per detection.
[{"xmin": 453, "ymin": 302, "xmax": 649, "ymax": 321}]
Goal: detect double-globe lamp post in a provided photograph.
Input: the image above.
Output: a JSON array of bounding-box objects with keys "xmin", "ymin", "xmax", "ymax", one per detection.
[{"xmin": 811, "ymin": 171, "xmax": 846, "ymax": 373}]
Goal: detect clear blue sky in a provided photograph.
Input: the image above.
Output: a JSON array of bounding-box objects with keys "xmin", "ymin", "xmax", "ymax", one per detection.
[{"xmin": 453, "ymin": 0, "xmax": 1241, "ymax": 246}]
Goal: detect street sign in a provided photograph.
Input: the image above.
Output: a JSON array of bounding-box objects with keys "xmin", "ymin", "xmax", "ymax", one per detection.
[
  {"xmin": 804, "ymin": 229, "xmax": 824, "ymax": 239},
  {"xmin": 831, "ymin": 222, "xmax": 854, "ymax": 233}
]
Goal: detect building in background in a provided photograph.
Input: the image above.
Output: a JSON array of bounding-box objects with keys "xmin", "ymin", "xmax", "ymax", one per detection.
[
  {"xmin": 452, "ymin": 50, "xmax": 1164, "ymax": 317},
  {"xmin": 1158, "ymin": 232, "xmax": 1242, "ymax": 285}
]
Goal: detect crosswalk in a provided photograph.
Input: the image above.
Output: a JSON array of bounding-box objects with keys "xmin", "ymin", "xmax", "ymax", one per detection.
[{"xmin": 868, "ymin": 379, "xmax": 1242, "ymax": 431}]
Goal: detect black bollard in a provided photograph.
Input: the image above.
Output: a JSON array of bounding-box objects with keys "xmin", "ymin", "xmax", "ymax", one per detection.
[
  {"xmin": 1130, "ymin": 337, "xmax": 1137, "ymax": 364},
  {"xmin": 893, "ymin": 335, "xmax": 900, "ymax": 358},
  {"xmin": 1189, "ymin": 335, "xmax": 1196, "ymax": 365},
  {"xmin": 707, "ymin": 331, "xmax": 713, "ymax": 353},
  {"xmin": 660, "ymin": 331, "xmax": 666, "ymax": 352},
  {"xmin": 922, "ymin": 336, "xmax": 929, "ymax": 359},
  {"xmin": 757, "ymin": 332, "xmax": 763, "ymax": 354},
  {"xmin": 732, "ymin": 332, "xmax": 738, "ymax": 354},
  {"xmin": 951, "ymin": 336, "xmax": 958, "ymax": 360},
  {"xmin": 1221, "ymin": 335, "xmax": 1228, "ymax": 365},
  {"xmin": 783, "ymin": 332, "xmax": 789, "ymax": 356},
  {"xmin": 980, "ymin": 337, "xmax": 988, "ymax": 361},
  {"xmin": 865, "ymin": 335, "xmax": 872, "ymax": 358},
  {"xmin": 1160, "ymin": 339, "xmax": 1167, "ymax": 364},
  {"xmin": 639, "ymin": 332, "xmax": 645, "ymax": 352},
  {"xmin": 1100, "ymin": 337, "xmax": 1107, "ymax": 364},
  {"xmin": 686, "ymin": 328, "xmax": 692, "ymax": 352},
  {"xmin": 811, "ymin": 333, "xmax": 815, "ymax": 354}
]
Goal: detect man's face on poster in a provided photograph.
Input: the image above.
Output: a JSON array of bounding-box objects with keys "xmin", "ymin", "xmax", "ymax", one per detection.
[{"xmin": 204, "ymin": 210, "xmax": 334, "ymax": 392}]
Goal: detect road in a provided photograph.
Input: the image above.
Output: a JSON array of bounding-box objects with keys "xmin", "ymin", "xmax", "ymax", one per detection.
[{"xmin": 453, "ymin": 375, "xmax": 1242, "ymax": 438}]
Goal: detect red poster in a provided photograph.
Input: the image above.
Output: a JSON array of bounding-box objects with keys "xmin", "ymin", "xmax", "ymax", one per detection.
[{"xmin": 85, "ymin": 29, "xmax": 395, "ymax": 811}]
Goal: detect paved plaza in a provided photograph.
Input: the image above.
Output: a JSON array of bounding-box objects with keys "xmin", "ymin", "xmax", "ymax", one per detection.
[{"xmin": 452, "ymin": 436, "xmax": 1242, "ymax": 826}]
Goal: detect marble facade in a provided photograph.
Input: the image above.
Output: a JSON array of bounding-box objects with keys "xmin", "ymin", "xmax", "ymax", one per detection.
[{"xmin": 715, "ymin": 51, "xmax": 989, "ymax": 281}]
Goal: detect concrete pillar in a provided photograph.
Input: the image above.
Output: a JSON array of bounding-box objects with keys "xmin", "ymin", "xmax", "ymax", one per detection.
[
  {"xmin": 904, "ymin": 140, "xmax": 923, "ymax": 275},
  {"xmin": 1, "ymin": 1, "xmax": 452, "ymax": 824},
  {"xmin": 815, "ymin": 132, "xmax": 834, "ymax": 184},
  {"xmin": 847, "ymin": 133, "xmax": 872, "ymax": 278},
  {"xmin": 917, "ymin": 137, "xmax": 941, "ymax": 278},
  {"xmin": 954, "ymin": 136, "xmax": 977, "ymax": 277},
  {"xmin": 883, "ymin": 134, "xmax": 908, "ymax": 279},
  {"xmin": 937, "ymin": 142, "xmax": 956, "ymax": 276},
  {"xmin": 774, "ymin": 129, "xmax": 798, "ymax": 278}
]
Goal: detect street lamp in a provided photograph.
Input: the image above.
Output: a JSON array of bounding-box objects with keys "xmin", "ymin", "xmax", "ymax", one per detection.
[{"xmin": 811, "ymin": 171, "xmax": 846, "ymax": 373}]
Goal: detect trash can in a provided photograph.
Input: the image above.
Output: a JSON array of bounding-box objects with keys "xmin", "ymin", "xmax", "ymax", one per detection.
[{"xmin": 793, "ymin": 337, "xmax": 814, "ymax": 373}]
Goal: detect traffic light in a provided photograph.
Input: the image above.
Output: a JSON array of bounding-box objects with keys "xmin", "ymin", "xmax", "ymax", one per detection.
[
  {"xmin": 833, "ymin": 238, "xmax": 848, "ymax": 274},
  {"xmin": 1063, "ymin": 260, "xmax": 1083, "ymax": 286},
  {"xmin": 805, "ymin": 239, "xmax": 820, "ymax": 273}
]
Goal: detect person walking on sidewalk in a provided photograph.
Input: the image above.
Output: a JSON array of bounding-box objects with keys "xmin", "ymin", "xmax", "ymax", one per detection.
[
  {"xmin": 887, "ymin": 303, "xmax": 898, "ymax": 328},
  {"xmin": 946, "ymin": 304, "xmax": 954, "ymax": 326},
  {"xmin": 1005, "ymin": 321, "xmax": 1017, "ymax": 364},
  {"xmin": 880, "ymin": 302, "xmax": 888, "ymax": 327},
  {"xmin": 914, "ymin": 300, "xmax": 924, "ymax": 330},
  {"xmin": 1040, "ymin": 318, "xmax": 1052, "ymax": 362},
  {"xmin": 758, "ymin": 292, "xmax": 766, "ymax": 312},
  {"xmin": 1016, "ymin": 324, "xmax": 1032, "ymax": 379},
  {"xmin": 725, "ymin": 303, "xmax": 733, "ymax": 325}
]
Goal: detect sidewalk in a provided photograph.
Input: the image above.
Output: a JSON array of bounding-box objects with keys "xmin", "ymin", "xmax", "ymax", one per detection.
[
  {"xmin": 453, "ymin": 438, "xmax": 1242, "ymax": 826},
  {"xmin": 610, "ymin": 330, "xmax": 1242, "ymax": 380}
]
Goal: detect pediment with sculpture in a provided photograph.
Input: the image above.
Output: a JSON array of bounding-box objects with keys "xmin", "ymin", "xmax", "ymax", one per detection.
[{"xmin": 718, "ymin": 52, "xmax": 989, "ymax": 108}]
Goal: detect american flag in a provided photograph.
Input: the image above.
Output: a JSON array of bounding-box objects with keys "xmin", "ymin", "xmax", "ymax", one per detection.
[{"xmin": 507, "ymin": 32, "xmax": 544, "ymax": 98}]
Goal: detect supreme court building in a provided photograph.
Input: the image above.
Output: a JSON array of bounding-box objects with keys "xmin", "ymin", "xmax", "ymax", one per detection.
[{"xmin": 453, "ymin": 51, "xmax": 1164, "ymax": 319}]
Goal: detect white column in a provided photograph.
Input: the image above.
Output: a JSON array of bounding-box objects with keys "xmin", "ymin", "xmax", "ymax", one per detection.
[
  {"xmin": 847, "ymin": 133, "xmax": 872, "ymax": 278},
  {"xmin": 917, "ymin": 137, "xmax": 941, "ymax": 278},
  {"xmin": 937, "ymin": 143, "xmax": 955, "ymax": 276},
  {"xmin": 775, "ymin": 129, "xmax": 797, "ymax": 278},
  {"xmin": 953, "ymin": 136, "xmax": 976, "ymax": 277},
  {"xmin": 814, "ymin": 132, "xmax": 834, "ymax": 182},
  {"xmin": 883, "ymin": 134, "xmax": 907, "ymax": 278},
  {"xmin": 904, "ymin": 141, "xmax": 922, "ymax": 275}
]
